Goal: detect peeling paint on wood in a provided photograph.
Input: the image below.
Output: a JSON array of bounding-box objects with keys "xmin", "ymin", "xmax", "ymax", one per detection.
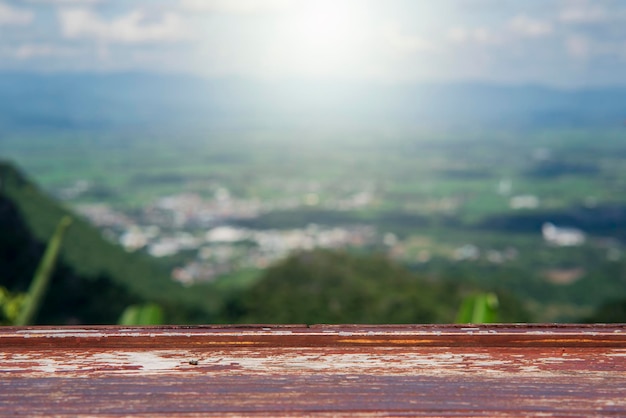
[{"xmin": 1, "ymin": 324, "xmax": 625, "ymax": 416}]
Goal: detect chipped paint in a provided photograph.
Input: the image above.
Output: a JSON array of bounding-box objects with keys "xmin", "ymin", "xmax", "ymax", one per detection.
[{"xmin": 1, "ymin": 324, "xmax": 626, "ymax": 416}]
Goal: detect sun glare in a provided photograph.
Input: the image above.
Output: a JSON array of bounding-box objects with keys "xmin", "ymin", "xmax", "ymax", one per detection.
[
  {"xmin": 296, "ymin": 3, "xmax": 355, "ymax": 49},
  {"xmin": 272, "ymin": 1, "xmax": 371, "ymax": 77}
]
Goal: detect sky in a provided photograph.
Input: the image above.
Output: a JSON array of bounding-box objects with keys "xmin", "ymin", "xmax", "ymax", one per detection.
[{"xmin": 1, "ymin": 0, "xmax": 625, "ymax": 87}]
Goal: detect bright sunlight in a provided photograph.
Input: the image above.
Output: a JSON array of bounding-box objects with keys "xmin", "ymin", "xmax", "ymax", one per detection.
[{"xmin": 267, "ymin": 1, "xmax": 373, "ymax": 77}]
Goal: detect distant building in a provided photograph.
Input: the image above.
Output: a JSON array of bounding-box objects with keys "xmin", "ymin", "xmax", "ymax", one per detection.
[
  {"xmin": 148, "ymin": 240, "xmax": 180, "ymax": 258},
  {"xmin": 119, "ymin": 227, "xmax": 148, "ymax": 251},
  {"xmin": 542, "ymin": 223, "xmax": 585, "ymax": 247},
  {"xmin": 454, "ymin": 244, "xmax": 480, "ymax": 261},
  {"xmin": 206, "ymin": 226, "xmax": 249, "ymax": 243},
  {"xmin": 510, "ymin": 195, "xmax": 540, "ymax": 210},
  {"xmin": 497, "ymin": 178, "xmax": 512, "ymax": 196}
]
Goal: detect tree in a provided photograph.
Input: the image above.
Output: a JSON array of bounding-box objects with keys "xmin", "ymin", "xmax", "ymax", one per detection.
[{"xmin": 238, "ymin": 249, "xmax": 462, "ymax": 324}]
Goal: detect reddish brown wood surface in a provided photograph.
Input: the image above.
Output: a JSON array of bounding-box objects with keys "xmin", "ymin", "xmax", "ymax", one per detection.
[{"xmin": 1, "ymin": 324, "xmax": 625, "ymax": 416}]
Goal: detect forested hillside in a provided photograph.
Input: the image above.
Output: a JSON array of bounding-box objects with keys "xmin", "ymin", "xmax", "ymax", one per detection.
[
  {"xmin": 231, "ymin": 249, "xmax": 531, "ymax": 324},
  {"xmin": 0, "ymin": 161, "xmax": 211, "ymax": 324}
]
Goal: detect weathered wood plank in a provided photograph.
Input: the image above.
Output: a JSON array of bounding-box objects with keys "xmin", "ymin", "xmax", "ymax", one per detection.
[{"xmin": 1, "ymin": 325, "xmax": 625, "ymax": 416}]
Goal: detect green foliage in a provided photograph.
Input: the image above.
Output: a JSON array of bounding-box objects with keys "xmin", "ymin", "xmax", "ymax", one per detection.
[
  {"xmin": 15, "ymin": 216, "xmax": 72, "ymax": 326},
  {"xmin": 583, "ymin": 299, "xmax": 626, "ymax": 323},
  {"xmin": 456, "ymin": 293, "xmax": 499, "ymax": 324},
  {"xmin": 118, "ymin": 303, "xmax": 164, "ymax": 325},
  {"xmin": 235, "ymin": 249, "xmax": 463, "ymax": 324},
  {"xmin": 2, "ymin": 162, "xmax": 167, "ymax": 297},
  {"xmin": 0, "ymin": 287, "xmax": 26, "ymax": 325}
]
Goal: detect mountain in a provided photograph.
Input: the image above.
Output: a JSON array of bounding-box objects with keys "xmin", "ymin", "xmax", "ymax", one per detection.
[
  {"xmin": 0, "ymin": 161, "xmax": 213, "ymax": 324},
  {"xmin": 1, "ymin": 72, "xmax": 625, "ymax": 132}
]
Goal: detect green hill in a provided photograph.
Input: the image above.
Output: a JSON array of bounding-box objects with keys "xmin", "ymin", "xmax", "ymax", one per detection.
[
  {"xmin": 231, "ymin": 249, "xmax": 531, "ymax": 324},
  {"xmin": 0, "ymin": 161, "xmax": 212, "ymax": 324}
]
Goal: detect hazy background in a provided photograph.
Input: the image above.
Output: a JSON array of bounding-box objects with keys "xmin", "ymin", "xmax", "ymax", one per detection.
[
  {"xmin": 1, "ymin": 0, "xmax": 626, "ymax": 325},
  {"xmin": 2, "ymin": 0, "xmax": 625, "ymax": 130}
]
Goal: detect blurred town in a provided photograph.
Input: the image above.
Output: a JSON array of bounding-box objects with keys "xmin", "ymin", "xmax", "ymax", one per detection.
[
  {"xmin": 71, "ymin": 178, "xmax": 595, "ymax": 287},
  {"xmin": 74, "ymin": 186, "xmax": 379, "ymax": 285}
]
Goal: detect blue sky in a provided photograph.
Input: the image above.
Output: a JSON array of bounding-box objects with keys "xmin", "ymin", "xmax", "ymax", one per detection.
[{"xmin": 1, "ymin": 0, "xmax": 625, "ymax": 86}]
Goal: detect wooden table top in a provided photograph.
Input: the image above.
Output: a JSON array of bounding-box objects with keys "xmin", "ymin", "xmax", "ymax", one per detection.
[{"xmin": 2, "ymin": 324, "xmax": 625, "ymax": 416}]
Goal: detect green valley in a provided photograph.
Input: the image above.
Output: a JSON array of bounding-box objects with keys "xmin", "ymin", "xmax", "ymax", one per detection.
[{"xmin": 2, "ymin": 126, "xmax": 626, "ymax": 323}]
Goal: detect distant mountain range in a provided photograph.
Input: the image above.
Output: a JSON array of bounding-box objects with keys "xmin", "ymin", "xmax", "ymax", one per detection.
[{"xmin": 1, "ymin": 72, "xmax": 625, "ymax": 132}]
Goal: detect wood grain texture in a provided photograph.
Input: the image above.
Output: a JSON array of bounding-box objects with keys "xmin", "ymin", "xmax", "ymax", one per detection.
[{"xmin": 1, "ymin": 324, "xmax": 625, "ymax": 416}]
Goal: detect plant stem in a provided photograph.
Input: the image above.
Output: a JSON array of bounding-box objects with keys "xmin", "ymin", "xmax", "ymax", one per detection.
[{"xmin": 15, "ymin": 216, "xmax": 72, "ymax": 326}]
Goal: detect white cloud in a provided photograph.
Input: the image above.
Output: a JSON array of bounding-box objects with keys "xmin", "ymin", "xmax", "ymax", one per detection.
[
  {"xmin": 566, "ymin": 35, "xmax": 590, "ymax": 58},
  {"xmin": 559, "ymin": 2, "xmax": 608, "ymax": 23},
  {"xmin": 180, "ymin": 0, "xmax": 291, "ymax": 14},
  {"xmin": 447, "ymin": 27, "xmax": 468, "ymax": 43},
  {"xmin": 25, "ymin": 0, "xmax": 101, "ymax": 4},
  {"xmin": 14, "ymin": 43, "xmax": 77, "ymax": 59},
  {"xmin": 473, "ymin": 28, "xmax": 500, "ymax": 44},
  {"xmin": 447, "ymin": 15, "xmax": 551, "ymax": 49},
  {"xmin": 382, "ymin": 23, "xmax": 437, "ymax": 54},
  {"xmin": 1, "ymin": 0, "xmax": 624, "ymax": 86},
  {"xmin": 564, "ymin": 35, "xmax": 626, "ymax": 61},
  {"xmin": 447, "ymin": 27, "xmax": 501, "ymax": 45},
  {"xmin": 58, "ymin": 8, "xmax": 189, "ymax": 43},
  {"xmin": 509, "ymin": 15, "xmax": 552, "ymax": 37},
  {"xmin": 0, "ymin": 1, "xmax": 34, "ymax": 25}
]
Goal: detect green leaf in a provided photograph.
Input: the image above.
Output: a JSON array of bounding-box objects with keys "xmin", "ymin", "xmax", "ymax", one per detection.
[
  {"xmin": 15, "ymin": 216, "xmax": 72, "ymax": 326},
  {"xmin": 456, "ymin": 293, "xmax": 499, "ymax": 324},
  {"xmin": 118, "ymin": 303, "xmax": 164, "ymax": 325}
]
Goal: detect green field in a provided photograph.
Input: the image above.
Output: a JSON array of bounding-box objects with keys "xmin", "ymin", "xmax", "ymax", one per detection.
[{"xmin": 2, "ymin": 127, "xmax": 626, "ymax": 322}]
